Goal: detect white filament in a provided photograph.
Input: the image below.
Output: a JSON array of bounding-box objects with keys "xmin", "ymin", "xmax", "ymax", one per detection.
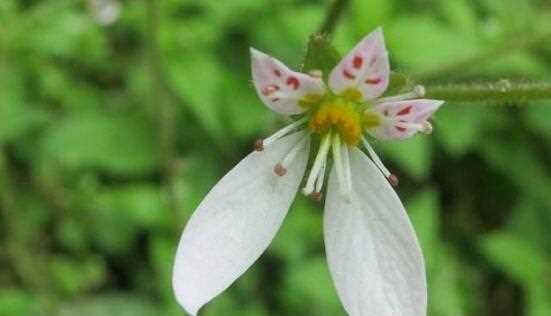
[
  {"xmin": 314, "ymin": 158, "xmax": 327, "ymax": 193},
  {"xmin": 361, "ymin": 137, "xmax": 391, "ymax": 178},
  {"xmin": 375, "ymin": 85, "xmax": 425, "ymax": 104},
  {"xmin": 331, "ymin": 135, "xmax": 350, "ymax": 197},
  {"xmin": 280, "ymin": 132, "xmax": 310, "ymax": 169},
  {"xmin": 263, "ymin": 117, "xmax": 308, "ymax": 148},
  {"xmin": 341, "ymin": 144, "xmax": 352, "ymax": 194},
  {"xmin": 302, "ymin": 133, "xmax": 331, "ymax": 196}
]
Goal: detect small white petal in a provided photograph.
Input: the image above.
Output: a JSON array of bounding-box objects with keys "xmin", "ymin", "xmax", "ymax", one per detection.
[
  {"xmin": 173, "ymin": 132, "xmax": 310, "ymax": 315},
  {"xmin": 324, "ymin": 147, "xmax": 426, "ymax": 316},
  {"xmin": 371, "ymin": 99, "xmax": 444, "ymax": 140},
  {"xmin": 329, "ymin": 27, "xmax": 390, "ymax": 101},
  {"xmin": 251, "ymin": 48, "xmax": 326, "ymax": 115}
]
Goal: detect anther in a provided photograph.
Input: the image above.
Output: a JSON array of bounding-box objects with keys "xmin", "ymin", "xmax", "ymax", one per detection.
[
  {"xmin": 308, "ymin": 70, "xmax": 323, "ymax": 79},
  {"xmin": 254, "ymin": 139, "xmax": 264, "ymax": 151},
  {"xmin": 413, "ymin": 85, "xmax": 425, "ymax": 97},
  {"xmin": 421, "ymin": 121, "xmax": 433, "ymax": 134},
  {"xmin": 273, "ymin": 163, "xmax": 287, "ymax": 176},
  {"xmin": 388, "ymin": 174, "xmax": 399, "ymax": 187},
  {"xmin": 310, "ymin": 191, "xmax": 323, "ymax": 202}
]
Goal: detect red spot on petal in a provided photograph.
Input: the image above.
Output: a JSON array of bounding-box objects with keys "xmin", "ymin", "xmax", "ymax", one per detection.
[
  {"xmin": 395, "ymin": 126, "xmax": 407, "ymax": 132},
  {"xmin": 286, "ymin": 77, "xmax": 300, "ymax": 90},
  {"xmin": 273, "ymin": 69, "xmax": 282, "ymax": 77},
  {"xmin": 343, "ymin": 69, "xmax": 356, "ymax": 80},
  {"xmin": 352, "ymin": 56, "xmax": 363, "ymax": 69},
  {"xmin": 365, "ymin": 77, "xmax": 381, "ymax": 85},
  {"xmin": 396, "ymin": 105, "xmax": 412, "ymax": 116},
  {"xmin": 261, "ymin": 84, "xmax": 279, "ymax": 96}
]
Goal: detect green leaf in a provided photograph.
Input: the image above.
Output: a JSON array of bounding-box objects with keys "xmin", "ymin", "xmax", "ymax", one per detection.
[
  {"xmin": 0, "ymin": 289, "xmax": 37, "ymax": 316},
  {"xmin": 407, "ymin": 189, "xmax": 440, "ymax": 256},
  {"xmin": 50, "ymin": 256, "xmax": 106, "ymax": 296},
  {"xmin": 59, "ymin": 294, "xmax": 158, "ymax": 316},
  {"xmin": 481, "ymin": 232, "xmax": 550, "ymax": 285},
  {"xmin": 377, "ymin": 136, "xmax": 432, "ymax": 180},
  {"xmin": 282, "ymin": 257, "xmax": 344, "ymax": 316},
  {"xmin": 270, "ymin": 197, "xmax": 323, "ymax": 263},
  {"xmin": 435, "ymin": 104, "xmax": 486, "ymax": 156},
  {"xmin": 387, "ymin": 15, "xmax": 481, "ymax": 72},
  {"xmin": 384, "ymin": 72, "xmax": 412, "ymax": 96},
  {"xmin": 149, "ymin": 236, "xmax": 179, "ymax": 304},
  {"xmin": 302, "ymin": 34, "xmax": 341, "ymax": 82},
  {"xmin": 43, "ymin": 113, "xmax": 160, "ymax": 176},
  {"xmin": 440, "ymin": 0, "xmax": 478, "ymax": 32},
  {"xmin": 95, "ymin": 184, "xmax": 164, "ymax": 228},
  {"xmin": 524, "ymin": 101, "xmax": 551, "ymax": 138},
  {"xmin": 168, "ymin": 51, "xmax": 225, "ymax": 140}
]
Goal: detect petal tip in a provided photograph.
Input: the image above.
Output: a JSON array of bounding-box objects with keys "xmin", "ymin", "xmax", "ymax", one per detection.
[
  {"xmin": 369, "ymin": 26, "xmax": 385, "ymax": 41},
  {"xmin": 173, "ymin": 282, "xmax": 202, "ymax": 316},
  {"xmin": 250, "ymin": 47, "xmax": 269, "ymax": 61},
  {"xmin": 172, "ymin": 270, "xmax": 204, "ymax": 316}
]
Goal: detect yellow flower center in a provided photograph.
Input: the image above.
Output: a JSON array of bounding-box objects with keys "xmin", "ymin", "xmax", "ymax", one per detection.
[{"xmin": 304, "ymin": 89, "xmax": 381, "ymax": 146}]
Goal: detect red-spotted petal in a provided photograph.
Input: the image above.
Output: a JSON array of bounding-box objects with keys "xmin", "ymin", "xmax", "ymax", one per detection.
[
  {"xmin": 329, "ymin": 27, "xmax": 390, "ymax": 101},
  {"xmin": 251, "ymin": 48, "xmax": 326, "ymax": 115},
  {"xmin": 370, "ymin": 99, "xmax": 444, "ymax": 140}
]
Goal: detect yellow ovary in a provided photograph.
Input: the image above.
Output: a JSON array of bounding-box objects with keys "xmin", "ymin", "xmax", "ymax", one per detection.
[{"xmin": 309, "ymin": 100, "xmax": 363, "ymax": 145}]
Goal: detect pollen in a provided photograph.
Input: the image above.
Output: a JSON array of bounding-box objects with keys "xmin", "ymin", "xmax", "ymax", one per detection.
[{"xmin": 309, "ymin": 100, "xmax": 363, "ymax": 145}]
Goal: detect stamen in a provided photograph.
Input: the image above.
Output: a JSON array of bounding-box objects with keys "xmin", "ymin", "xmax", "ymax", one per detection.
[
  {"xmin": 274, "ymin": 133, "xmax": 309, "ymax": 177},
  {"xmin": 309, "ymin": 191, "xmax": 323, "ymax": 202},
  {"xmin": 388, "ymin": 174, "xmax": 400, "ymax": 187},
  {"xmin": 375, "ymin": 85, "xmax": 426, "ymax": 104},
  {"xmin": 361, "ymin": 137, "xmax": 391, "ymax": 178},
  {"xmin": 273, "ymin": 163, "xmax": 287, "ymax": 176},
  {"xmin": 302, "ymin": 133, "xmax": 331, "ymax": 196},
  {"xmin": 341, "ymin": 143, "xmax": 352, "ymax": 194},
  {"xmin": 314, "ymin": 158, "xmax": 327, "ymax": 193},
  {"xmin": 254, "ymin": 139, "xmax": 264, "ymax": 151},
  {"xmin": 261, "ymin": 117, "xmax": 308, "ymax": 149},
  {"xmin": 331, "ymin": 135, "xmax": 350, "ymax": 197}
]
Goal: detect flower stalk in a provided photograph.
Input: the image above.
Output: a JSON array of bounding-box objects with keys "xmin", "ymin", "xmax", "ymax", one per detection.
[
  {"xmin": 318, "ymin": 0, "xmax": 351, "ymax": 36},
  {"xmin": 424, "ymin": 81, "xmax": 551, "ymax": 104}
]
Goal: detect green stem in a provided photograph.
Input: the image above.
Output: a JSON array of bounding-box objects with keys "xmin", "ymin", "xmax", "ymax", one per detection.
[
  {"xmin": 146, "ymin": 0, "xmax": 181, "ymax": 216},
  {"xmin": 319, "ymin": 0, "xmax": 350, "ymax": 36},
  {"xmin": 424, "ymin": 80, "xmax": 551, "ymax": 103}
]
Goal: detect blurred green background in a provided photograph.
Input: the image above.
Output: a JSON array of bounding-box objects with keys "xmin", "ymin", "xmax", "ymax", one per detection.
[{"xmin": 1, "ymin": 0, "xmax": 551, "ymax": 315}]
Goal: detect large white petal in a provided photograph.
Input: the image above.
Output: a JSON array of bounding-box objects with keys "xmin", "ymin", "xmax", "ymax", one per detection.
[
  {"xmin": 324, "ymin": 147, "xmax": 426, "ymax": 316},
  {"xmin": 173, "ymin": 132, "xmax": 310, "ymax": 315},
  {"xmin": 251, "ymin": 48, "xmax": 326, "ymax": 115}
]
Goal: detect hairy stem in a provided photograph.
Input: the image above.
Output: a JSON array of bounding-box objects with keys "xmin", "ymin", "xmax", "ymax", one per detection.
[
  {"xmin": 425, "ymin": 80, "xmax": 551, "ymax": 103},
  {"xmin": 319, "ymin": 0, "xmax": 350, "ymax": 36}
]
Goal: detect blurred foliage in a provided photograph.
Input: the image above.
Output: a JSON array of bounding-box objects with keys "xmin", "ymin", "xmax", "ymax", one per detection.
[{"xmin": 1, "ymin": 0, "xmax": 551, "ymax": 315}]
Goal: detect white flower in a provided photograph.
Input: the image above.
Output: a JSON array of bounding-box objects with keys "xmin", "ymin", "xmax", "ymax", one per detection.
[{"xmin": 173, "ymin": 27, "xmax": 444, "ymax": 316}]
